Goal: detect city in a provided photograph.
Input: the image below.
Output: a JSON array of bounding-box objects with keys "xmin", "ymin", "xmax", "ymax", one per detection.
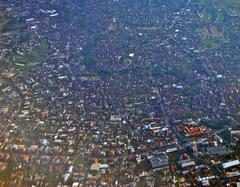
[{"xmin": 0, "ymin": 0, "xmax": 240, "ymax": 186}]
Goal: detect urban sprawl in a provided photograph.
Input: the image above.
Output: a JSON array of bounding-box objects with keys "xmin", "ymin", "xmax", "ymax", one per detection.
[{"xmin": 0, "ymin": 0, "xmax": 240, "ymax": 186}]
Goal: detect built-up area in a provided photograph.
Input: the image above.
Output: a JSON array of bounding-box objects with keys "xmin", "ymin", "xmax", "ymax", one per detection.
[{"xmin": 0, "ymin": 0, "xmax": 240, "ymax": 186}]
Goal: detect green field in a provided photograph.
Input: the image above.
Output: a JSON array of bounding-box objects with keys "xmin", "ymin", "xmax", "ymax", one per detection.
[
  {"xmin": 213, "ymin": 0, "xmax": 240, "ymax": 8},
  {"xmin": 0, "ymin": 10, "xmax": 9, "ymax": 32},
  {"xmin": 0, "ymin": 10, "xmax": 25, "ymax": 33},
  {"xmin": 198, "ymin": 0, "xmax": 240, "ymax": 7}
]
